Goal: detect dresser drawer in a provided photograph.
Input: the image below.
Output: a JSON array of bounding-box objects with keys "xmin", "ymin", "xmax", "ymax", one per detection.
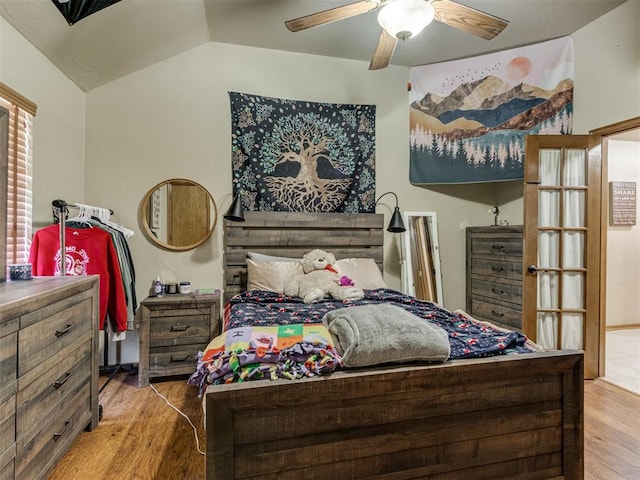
[
  {"xmin": 0, "ymin": 454, "xmax": 14, "ymax": 480},
  {"xmin": 0, "ymin": 392, "xmax": 15, "ymax": 475},
  {"xmin": 0, "ymin": 330, "xmax": 17, "ymax": 393},
  {"xmin": 469, "ymin": 236, "xmax": 523, "ymax": 257},
  {"xmin": 470, "ymin": 278, "xmax": 522, "ymax": 305},
  {"xmin": 150, "ymin": 313, "xmax": 211, "ymax": 346},
  {"xmin": 15, "ymin": 381, "xmax": 91, "ymax": 480},
  {"xmin": 149, "ymin": 344, "xmax": 205, "ymax": 378},
  {"xmin": 18, "ymin": 298, "xmax": 92, "ymax": 375},
  {"xmin": 470, "ymin": 298, "xmax": 522, "ymax": 330},
  {"xmin": 16, "ymin": 337, "xmax": 91, "ymax": 435},
  {"xmin": 470, "ymin": 257, "xmax": 522, "ymax": 281}
]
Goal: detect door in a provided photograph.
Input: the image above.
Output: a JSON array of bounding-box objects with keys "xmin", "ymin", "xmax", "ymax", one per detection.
[{"xmin": 523, "ymin": 134, "xmax": 602, "ymax": 379}]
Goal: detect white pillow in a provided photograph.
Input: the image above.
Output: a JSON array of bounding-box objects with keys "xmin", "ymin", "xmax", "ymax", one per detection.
[
  {"xmin": 334, "ymin": 258, "xmax": 388, "ymax": 290},
  {"xmin": 247, "ymin": 252, "xmax": 301, "ymax": 263},
  {"xmin": 246, "ymin": 259, "xmax": 304, "ymax": 293}
]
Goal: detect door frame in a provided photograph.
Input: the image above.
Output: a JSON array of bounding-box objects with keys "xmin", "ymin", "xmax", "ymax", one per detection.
[{"xmin": 590, "ymin": 116, "xmax": 640, "ymax": 378}]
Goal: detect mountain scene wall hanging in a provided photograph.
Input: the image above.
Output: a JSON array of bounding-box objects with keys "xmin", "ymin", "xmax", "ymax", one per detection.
[
  {"xmin": 229, "ymin": 92, "xmax": 376, "ymax": 213},
  {"xmin": 409, "ymin": 36, "xmax": 574, "ymax": 184}
]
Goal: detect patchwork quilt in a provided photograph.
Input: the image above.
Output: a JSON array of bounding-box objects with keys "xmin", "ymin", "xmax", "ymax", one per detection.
[{"xmin": 188, "ymin": 323, "xmax": 341, "ymax": 394}]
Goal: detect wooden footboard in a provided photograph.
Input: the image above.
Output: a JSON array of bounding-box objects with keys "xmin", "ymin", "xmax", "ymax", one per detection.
[{"xmin": 205, "ymin": 350, "xmax": 583, "ymax": 479}]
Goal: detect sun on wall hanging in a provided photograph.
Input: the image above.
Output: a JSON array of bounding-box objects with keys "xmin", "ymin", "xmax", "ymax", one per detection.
[{"xmin": 409, "ymin": 36, "xmax": 574, "ymax": 184}]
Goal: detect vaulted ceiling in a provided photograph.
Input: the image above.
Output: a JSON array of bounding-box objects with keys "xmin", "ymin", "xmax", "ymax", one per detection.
[{"xmin": 0, "ymin": 0, "xmax": 628, "ymax": 92}]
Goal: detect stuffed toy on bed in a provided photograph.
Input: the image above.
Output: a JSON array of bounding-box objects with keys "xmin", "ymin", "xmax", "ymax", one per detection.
[{"xmin": 284, "ymin": 249, "xmax": 365, "ymax": 304}]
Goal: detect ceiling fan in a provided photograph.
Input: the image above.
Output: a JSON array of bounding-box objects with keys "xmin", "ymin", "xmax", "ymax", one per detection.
[{"xmin": 285, "ymin": 0, "xmax": 508, "ymax": 70}]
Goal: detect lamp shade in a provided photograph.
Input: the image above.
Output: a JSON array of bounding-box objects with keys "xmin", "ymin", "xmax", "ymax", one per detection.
[
  {"xmin": 388, "ymin": 207, "xmax": 406, "ymax": 233},
  {"xmin": 224, "ymin": 194, "xmax": 245, "ymax": 222},
  {"xmin": 377, "ymin": 0, "xmax": 435, "ymax": 41},
  {"xmin": 375, "ymin": 191, "xmax": 406, "ymax": 233}
]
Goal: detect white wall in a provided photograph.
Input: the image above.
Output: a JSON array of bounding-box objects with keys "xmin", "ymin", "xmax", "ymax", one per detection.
[
  {"xmin": 606, "ymin": 139, "xmax": 640, "ymax": 327},
  {"xmin": 0, "ymin": 18, "xmax": 86, "ymax": 225},
  {"xmin": 85, "ymin": 42, "xmax": 493, "ymax": 317},
  {"xmin": 572, "ymin": 0, "xmax": 640, "ymax": 134}
]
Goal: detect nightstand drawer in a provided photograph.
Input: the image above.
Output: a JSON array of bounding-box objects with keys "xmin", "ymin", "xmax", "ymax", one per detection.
[
  {"xmin": 149, "ymin": 344, "xmax": 205, "ymax": 378},
  {"xmin": 150, "ymin": 313, "xmax": 210, "ymax": 344}
]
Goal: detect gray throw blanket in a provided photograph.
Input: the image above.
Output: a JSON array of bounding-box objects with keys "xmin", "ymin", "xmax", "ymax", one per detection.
[{"xmin": 322, "ymin": 304, "xmax": 450, "ymax": 367}]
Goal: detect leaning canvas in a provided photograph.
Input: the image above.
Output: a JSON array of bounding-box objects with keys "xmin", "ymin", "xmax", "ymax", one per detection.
[{"xmin": 409, "ymin": 36, "xmax": 574, "ymax": 184}]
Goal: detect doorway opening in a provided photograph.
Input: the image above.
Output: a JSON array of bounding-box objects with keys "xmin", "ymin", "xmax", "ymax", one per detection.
[{"xmin": 602, "ymin": 125, "xmax": 640, "ymax": 395}]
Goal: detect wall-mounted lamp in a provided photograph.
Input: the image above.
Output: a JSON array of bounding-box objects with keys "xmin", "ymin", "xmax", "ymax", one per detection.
[
  {"xmin": 224, "ymin": 193, "xmax": 245, "ymax": 222},
  {"xmin": 375, "ymin": 191, "xmax": 406, "ymax": 233}
]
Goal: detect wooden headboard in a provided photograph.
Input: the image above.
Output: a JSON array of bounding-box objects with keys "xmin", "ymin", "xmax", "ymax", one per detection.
[{"xmin": 223, "ymin": 211, "xmax": 384, "ymax": 303}]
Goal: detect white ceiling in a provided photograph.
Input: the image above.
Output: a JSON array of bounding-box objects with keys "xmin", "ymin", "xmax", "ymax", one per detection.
[{"xmin": 0, "ymin": 0, "xmax": 628, "ymax": 92}]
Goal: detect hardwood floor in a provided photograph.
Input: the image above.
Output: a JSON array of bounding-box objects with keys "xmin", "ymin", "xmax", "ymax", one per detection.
[
  {"xmin": 48, "ymin": 370, "xmax": 205, "ymax": 479},
  {"xmin": 584, "ymin": 380, "xmax": 640, "ymax": 479},
  {"xmin": 48, "ymin": 373, "xmax": 640, "ymax": 479}
]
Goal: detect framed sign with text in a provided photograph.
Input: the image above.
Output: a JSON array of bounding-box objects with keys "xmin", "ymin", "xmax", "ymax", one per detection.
[{"xmin": 609, "ymin": 181, "xmax": 636, "ymax": 226}]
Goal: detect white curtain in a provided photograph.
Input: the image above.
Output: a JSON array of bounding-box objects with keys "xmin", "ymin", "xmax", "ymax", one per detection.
[{"xmin": 536, "ymin": 149, "xmax": 584, "ymax": 349}]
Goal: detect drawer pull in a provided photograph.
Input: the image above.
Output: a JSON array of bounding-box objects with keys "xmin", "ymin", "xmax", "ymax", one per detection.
[
  {"xmin": 55, "ymin": 324, "xmax": 74, "ymax": 337},
  {"xmin": 53, "ymin": 372, "xmax": 73, "ymax": 389},
  {"xmin": 492, "ymin": 311, "xmax": 505, "ymax": 317},
  {"xmin": 491, "ymin": 266, "xmax": 504, "ymax": 272},
  {"xmin": 492, "ymin": 244, "xmax": 505, "ymax": 250},
  {"xmin": 53, "ymin": 420, "xmax": 71, "ymax": 441},
  {"xmin": 170, "ymin": 355, "xmax": 190, "ymax": 362},
  {"xmin": 491, "ymin": 288, "xmax": 505, "ymax": 295},
  {"xmin": 170, "ymin": 325, "xmax": 190, "ymax": 332}
]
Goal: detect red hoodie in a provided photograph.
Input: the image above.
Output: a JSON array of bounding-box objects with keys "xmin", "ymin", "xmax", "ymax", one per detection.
[{"xmin": 29, "ymin": 224, "xmax": 128, "ymax": 332}]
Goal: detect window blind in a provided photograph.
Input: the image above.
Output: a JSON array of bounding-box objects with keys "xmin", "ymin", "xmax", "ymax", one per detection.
[{"xmin": 0, "ymin": 83, "xmax": 36, "ymax": 265}]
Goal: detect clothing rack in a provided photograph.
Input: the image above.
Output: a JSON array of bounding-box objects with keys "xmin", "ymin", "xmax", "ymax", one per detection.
[
  {"xmin": 50, "ymin": 199, "xmax": 132, "ymax": 398},
  {"xmin": 51, "ymin": 199, "xmax": 114, "ymax": 276}
]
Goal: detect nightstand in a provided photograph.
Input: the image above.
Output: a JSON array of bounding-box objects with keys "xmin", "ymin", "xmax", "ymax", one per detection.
[{"xmin": 136, "ymin": 293, "xmax": 220, "ymax": 387}]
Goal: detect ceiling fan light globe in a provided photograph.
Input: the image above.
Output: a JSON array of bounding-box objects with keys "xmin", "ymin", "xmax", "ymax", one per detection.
[{"xmin": 377, "ymin": 0, "xmax": 435, "ymax": 41}]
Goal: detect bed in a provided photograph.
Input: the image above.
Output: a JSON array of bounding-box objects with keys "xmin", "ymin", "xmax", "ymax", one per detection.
[{"xmin": 201, "ymin": 212, "xmax": 584, "ymax": 480}]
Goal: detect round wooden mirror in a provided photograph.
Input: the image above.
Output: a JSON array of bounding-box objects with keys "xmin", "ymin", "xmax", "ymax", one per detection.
[{"xmin": 139, "ymin": 179, "xmax": 217, "ymax": 251}]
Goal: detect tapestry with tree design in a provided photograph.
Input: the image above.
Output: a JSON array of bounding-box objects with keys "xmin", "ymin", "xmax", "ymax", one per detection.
[{"xmin": 229, "ymin": 92, "xmax": 376, "ymax": 213}]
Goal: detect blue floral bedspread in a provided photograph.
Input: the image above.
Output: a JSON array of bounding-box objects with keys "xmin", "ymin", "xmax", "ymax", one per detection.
[{"xmin": 224, "ymin": 289, "xmax": 532, "ymax": 360}]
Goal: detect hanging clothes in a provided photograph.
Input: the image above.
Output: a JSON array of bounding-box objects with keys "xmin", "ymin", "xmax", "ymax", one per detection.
[
  {"xmin": 29, "ymin": 224, "xmax": 129, "ymax": 332},
  {"xmin": 85, "ymin": 216, "xmax": 137, "ymax": 329}
]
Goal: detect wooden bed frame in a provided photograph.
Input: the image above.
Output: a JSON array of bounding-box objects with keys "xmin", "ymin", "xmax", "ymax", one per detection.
[{"xmin": 206, "ymin": 212, "xmax": 584, "ymax": 479}]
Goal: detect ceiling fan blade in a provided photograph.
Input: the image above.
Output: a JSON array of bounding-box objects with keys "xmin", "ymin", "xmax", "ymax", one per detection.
[
  {"xmin": 285, "ymin": 1, "xmax": 379, "ymax": 32},
  {"xmin": 369, "ymin": 29, "xmax": 398, "ymax": 70},
  {"xmin": 432, "ymin": 0, "xmax": 508, "ymax": 40}
]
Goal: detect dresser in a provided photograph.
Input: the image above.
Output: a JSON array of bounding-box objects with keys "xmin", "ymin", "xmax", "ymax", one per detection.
[
  {"xmin": 466, "ymin": 225, "xmax": 524, "ymax": 331},
  {"xmin": 136, "ymin": 293, "xmax": 220, "ymax": 387},
  {"xmin": 0, "ymin": 276, "xmax": 99, "ymax": 480}
]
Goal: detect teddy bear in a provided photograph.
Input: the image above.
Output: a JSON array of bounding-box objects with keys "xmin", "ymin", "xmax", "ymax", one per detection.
[{"xmin": 283, "ymin": 249, "xmax": 365, "ymax": 304}]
